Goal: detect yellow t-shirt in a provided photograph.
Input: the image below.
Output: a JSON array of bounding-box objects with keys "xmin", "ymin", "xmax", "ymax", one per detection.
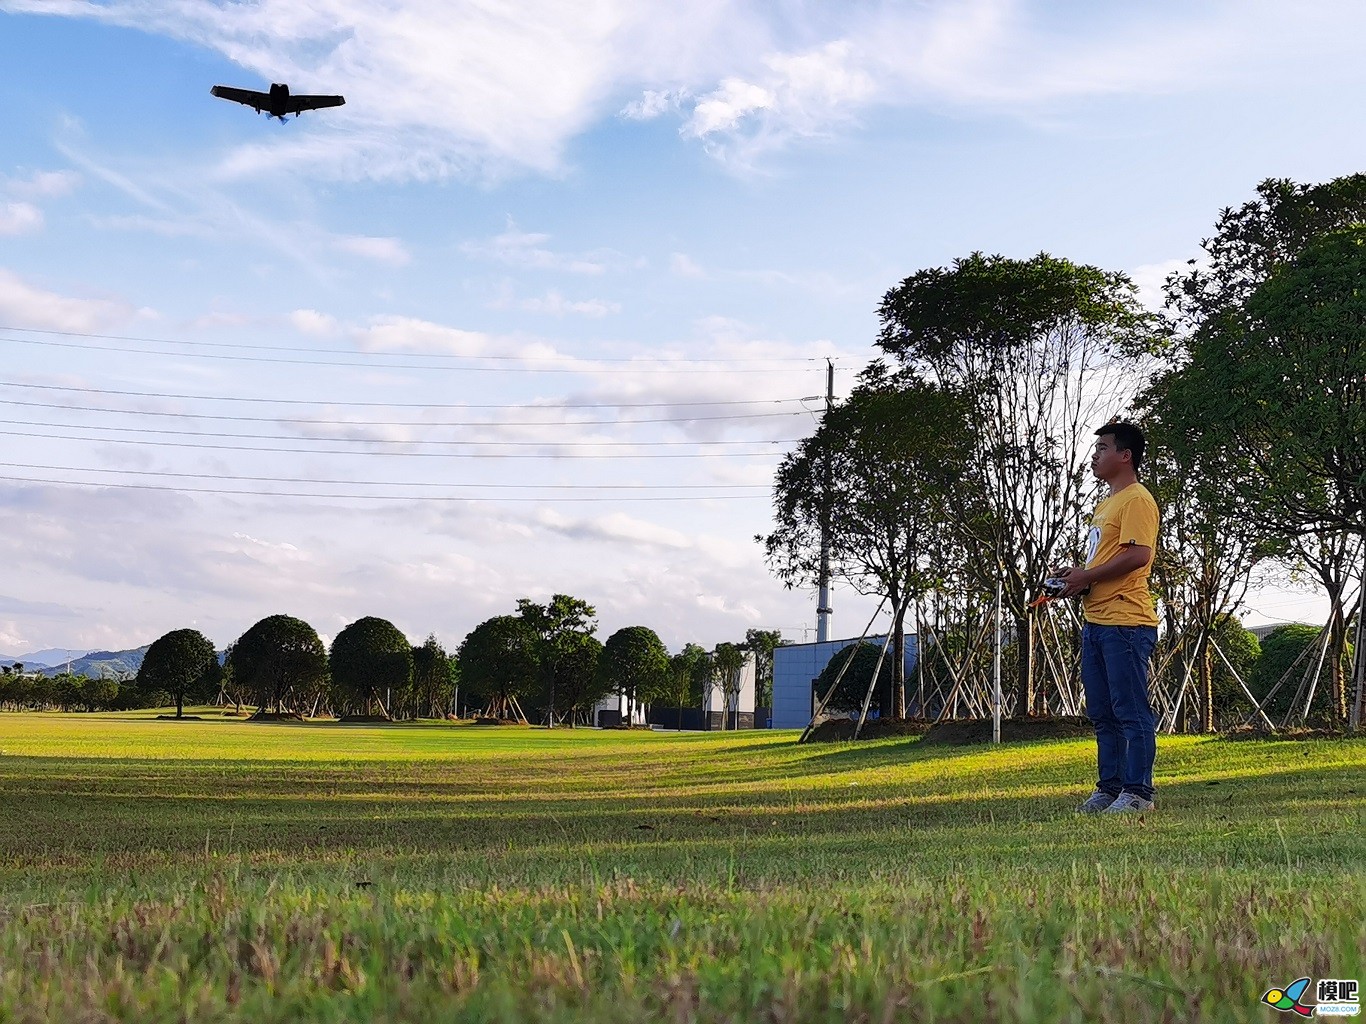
[{"xmin": 1082, "ymin": 482, "xmax": 1159, "ymax": 627}]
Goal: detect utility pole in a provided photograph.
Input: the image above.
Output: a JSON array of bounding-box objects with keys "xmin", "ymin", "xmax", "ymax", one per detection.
[{"xmin": 816, "ymin": 359, "xmax": 834, "ymax": 643}]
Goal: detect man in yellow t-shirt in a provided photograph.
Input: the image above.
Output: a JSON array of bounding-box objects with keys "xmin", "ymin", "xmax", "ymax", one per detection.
[{"xmin": 1055, "ymin": 421, "xmax": 1160, "ymax": 815}]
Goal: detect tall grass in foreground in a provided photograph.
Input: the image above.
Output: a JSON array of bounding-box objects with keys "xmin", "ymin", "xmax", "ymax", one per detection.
[{"xmin": 0, "ymin": 713, "xmax": 1362, "ymax": 1022}]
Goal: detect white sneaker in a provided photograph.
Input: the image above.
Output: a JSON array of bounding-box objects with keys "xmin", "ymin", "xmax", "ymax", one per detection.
[
  {"xmin": 1078, "ymin": 789, "xmax": 1118, "ymax": 814},
  {"xmin": 1102, "ymin": 792, "xmax": 1155, "ymax": 814}
]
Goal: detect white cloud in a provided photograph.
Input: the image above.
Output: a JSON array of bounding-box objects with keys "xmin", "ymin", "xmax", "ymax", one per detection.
[
  {"xmin": 535, "ymin": 509, "xmax": 691, "ymax": 551},
  {"xmin": 88, "ymin": 213, "xmax": 212, "ymax": 237},
  {"xmin": 1127, "ymin": 257, "xmax": 1195, "ymax": 312},
  {"xmin": 621, "ymin": 88, "xmax": 689, "ymax": 121},
  {"xmin": 332, "ymin": 234, "xmax": 412, "ymax": 266},
  {"xmin": 4, "ymin": 169, "xmax": 81, "ymax": 199},
  {"xmin": 13, "ymin": 0, "xmax": 1366, "ymax": 177},
  {"xmin": 350, "ymin": 315, "xmax": 493, "ymax": 356},
  {"xmin": 289, "ymin": 308, "xmax": 340, "ymax": 336},
  {"xmin": 670, "ymin": 252, "xmax": 706, "ymax": 278},
  {"xmin": 520, "ymin": 291, "xmax": 620, "ymax": 317},
  {"xmin": 0, "ymin": 268, "xmax": 145, "ymax": 331},
  {"xmin": 461, "ymin": 223, "xmax": 624, "ymax": 275},
  {"xmin": 0, "ymin": 202, "xmax": 42, "ymax": 236}
]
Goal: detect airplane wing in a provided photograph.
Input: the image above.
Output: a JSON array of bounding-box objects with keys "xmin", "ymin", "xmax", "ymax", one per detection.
[
  {"xmin": 284, "ymin": 94, "xmax": 346, "ymax": 115},
  {"xmin": 210, "ymin": 85, "xmax": 271, "ymax": 113}
]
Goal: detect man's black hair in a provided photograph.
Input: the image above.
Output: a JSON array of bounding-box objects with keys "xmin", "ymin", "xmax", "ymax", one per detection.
[{"xmin": 1096, "ymin": 420, "xmax": 1146, "ymax": 473}]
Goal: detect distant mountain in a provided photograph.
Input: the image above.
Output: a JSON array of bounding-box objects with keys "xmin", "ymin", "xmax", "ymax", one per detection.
[
  {"xmin": 0, "ymin": 648, "xmax": 91, "ymax": 669},
  {"xmin": 33, "ymin": 646, "xmax": 150, "ymax": 680}
]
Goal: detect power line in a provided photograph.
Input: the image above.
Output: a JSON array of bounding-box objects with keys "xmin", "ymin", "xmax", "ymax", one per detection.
[
  {"xmin": 0, "ymin": 379, "xmax": 811, "ymax": 410},
  {"xmin": 0, "ymin": 427, "xmax": 792, "ymax": 459},
  {"xmin": 2, "ymin": 334, "xmax": 834, "ymax": 374},
  {"xmin": 0, "ymin": 417, "xmax": 800, "ymax": 447},
  {"xmin": 0, "ymin": 460, "xmax": 769, "ymax": 490},
  {"xmin": 0, "ymin": 474, "xmax": 768, "ymax": 503},
  {"xmin": 0, "ymin": 324, "xmax": 832, "ymax": 364},
  {"xmin": 0, "ymin": 397, "xmax": 806, "ymax": 426}
]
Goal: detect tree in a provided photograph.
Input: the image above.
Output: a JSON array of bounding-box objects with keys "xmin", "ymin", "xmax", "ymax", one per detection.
[
  {"xmin": 762, "ymin": 365, "xmax": 969, "ymax": 718},
  {"xmin": 877, "ymin": 253, "xmax": 1157, "ymax": 715},
  {"xmin": 662, "ymin": 644, "xmax": 708, "ymax": 730},
  {"xmin": 547, "ymin": 633, "xmax": 605, "ymax": 726},
  {"xmin": 744, "ymin": 629, "xmax": 785, "ymax": 710},
  {"xmin": 411, "ymin": 634, "xmax": 457, "ymax": 718},
  {"xmin": 1138, "ymin": 376, "xmax": 1282, "ymax": 731},
  {"xmin": 329, "ymin": 617, "xmax": 413, "ymax": 718},
  {"xmin": 457, "ymin": 615, "xmax": 540, "ymax": 720},
  {"xmin": 598, "ymin": 626, "xmax": 668, "ymax": 726},
  {"xmin": 1206, "ymin": 615, "xmax": 1261, "ymax": 721},
  {"xmin": 137, "ymin": 628, "xmax": 218, "ymax": 719},
  {"xmin": 517, "ymin": 594, "xmax": 598, "ymax": 726},
  {"xmin": 226, "ymin": 614, "xmax": 329, "ymax": 716},
  {"xmin": 814, "ymin": 642, "xmax": 899, "ymax": 716},
  {"xmin": 1249, "ymin": 624, "xmax": 1339, "ymax": 722},
  {"xmin": 710, "ymin": 641, "xmax": 747, "ymax": 730},
  {"xmin": 1163, "ymin": 175, "xmax": 1366, "ymax": 723},
  {"xmin": 1166, "ymin": 229, "xmax": 1366, "ymax": 722},
  {"xmin": 81, "ymin": 677, "xmax": 120, "ymax": 712}
]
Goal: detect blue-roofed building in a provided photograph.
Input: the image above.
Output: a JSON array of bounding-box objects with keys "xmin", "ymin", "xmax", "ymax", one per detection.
[{"xmin": 770, "ymin": 634, "xmax": 919, "ymax": 729}]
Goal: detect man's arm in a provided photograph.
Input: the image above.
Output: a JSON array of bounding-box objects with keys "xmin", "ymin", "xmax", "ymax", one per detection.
[{"xmin": 1055, "ymin": 544, "xmax": 1152, "ymax": 599}]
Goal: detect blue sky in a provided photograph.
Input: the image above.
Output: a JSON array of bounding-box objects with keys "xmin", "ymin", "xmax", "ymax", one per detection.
[{"xmin": 1, "ymin": 0, "xmax": 1362, "ymax": 655}]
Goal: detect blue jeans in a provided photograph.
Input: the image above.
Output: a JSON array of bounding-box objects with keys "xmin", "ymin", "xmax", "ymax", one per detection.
[{"xmin": 1080, "ymin": 623, "xmax": 1157, "ymax": 801}]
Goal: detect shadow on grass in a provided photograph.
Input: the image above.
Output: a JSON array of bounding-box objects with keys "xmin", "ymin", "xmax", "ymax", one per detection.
[{"xmin": 1, "ymin": 750, "xmax": 1359, "ymax": 882}]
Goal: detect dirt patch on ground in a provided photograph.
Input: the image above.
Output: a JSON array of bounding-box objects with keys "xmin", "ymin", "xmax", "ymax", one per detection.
[
  {"xmin": 805, "ymin": 718, "xmax": 933, "ymax": 743},
  {"xmin": 337, "ymin": 714, "xmax": 394, "ymax": 724},
  {"xmin": 1220, "ymin": 724, "xmax": 1362, "ymax": 741},
  {"xmin": 472, "ymin": 717, "xmax": 526, "ymax": 726},
  {"xmin": 919, "ymin": 715, "xmax": 1094, "ymax": 746},
  {"xmin": 154, "ymin": 714, "xmax": 203, "ymax": 720},
  {"xmin": 247, "ymin": 710, "xmax": 305, "ymax": 722}
]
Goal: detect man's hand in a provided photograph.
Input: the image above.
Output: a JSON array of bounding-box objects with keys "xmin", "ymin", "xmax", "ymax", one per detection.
[
  {"xmin": 1052, "ymin": 544, "xmax": 1153, "ymax": 601},
  {"xmin": 1053, "ymin": 565, "xmax": 1092, "ymax": 599}
]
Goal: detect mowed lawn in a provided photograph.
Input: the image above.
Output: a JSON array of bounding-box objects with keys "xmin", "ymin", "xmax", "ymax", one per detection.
[{"xmin": 2, "ymin": 713, "xmax": 1363, "ymax": 1023}]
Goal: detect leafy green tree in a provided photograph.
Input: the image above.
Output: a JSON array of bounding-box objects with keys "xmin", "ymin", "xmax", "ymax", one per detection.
[
  {"xmin": 1249, "ymin": 624, "xmax": 1336, "ymax": 722},
  {"xmin": 877, "ymin": 253, "xmax": 1157, "ymax": 714},
  {"xmin": 1139, "ymin": 378, "xmax": 1282, "ymax": 730},
  {"xmin": 457, "ymin": 615, "xmax": 540, "ymax": 720},
  {"xmin": 517, "ymin": 594, "xmax": 598, "ymax": 726},
  {"xmin": 598, "ymin": 626, "xmax": 668, "ymax": 726},
  {"xmin": 1163, "ymin": 176, "xmax": 1366, "ymax": 722},
  {"xmin": 547, "ymin": 633, "xmax": 605, "ymax": 726},
  {"xmin": 744, "ymin": 629, "xmax": 785, "ymax": 710},
  {"xmin": 1205, "ymin": 615, "xmax": 1261, "ymax": 721},
  {"xmin": 329, "ymin": 617, "xmax": 413, "ymax": 718},
  {"xmin": 662, "ymin": 644, "xmax": 708, "ymax": 729},
  {"xmin": 814, "ymin": 643, "xmax": 898, "ymax": 716},
  {"xmin": 138, "ymin": 628, "xmax": 219, "ymax": 719},
  {"xmin": 411, "ymin": 634, "xmax": 457, "ymax": 718},
  {"xmin": 1165, "ymin": 229, "xmax": 1366, "ymax": 721},
  {"xmin": 762, "ymin": 366, "xmax": 969, "ymax": 717},
  {"xmin": 81, "ymin": 677, "xmax": 120, "ymax": 711},
  {"xmin": 710, "ymin": 641, "xmax": 747, "ymax": 730},
  {"xmin": 51, "ymin": 674, "xmax": 82, "ymax": 712},
  {"xmin": 227, "ymin": 614, "xmax": 329, "ymax": 716}
]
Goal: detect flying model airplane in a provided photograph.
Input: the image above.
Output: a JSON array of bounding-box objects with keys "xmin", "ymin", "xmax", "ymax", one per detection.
[{"xmin": 210, "ymin": 83, "xmax": 345, "ymax": 121}]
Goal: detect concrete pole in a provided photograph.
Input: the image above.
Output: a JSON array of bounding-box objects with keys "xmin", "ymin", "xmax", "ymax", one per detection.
[
  {"xmin": 816, "ymin": 359, "xmax": 835, "ymax": 643},
  {"xmin": 993, "ymin": 577, "xmax": 1003, "ymax": 744}
]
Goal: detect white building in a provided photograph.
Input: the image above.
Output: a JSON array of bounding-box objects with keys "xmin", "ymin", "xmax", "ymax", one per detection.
[
  {"xmin": 703, "ymin": 650, "xmax": 756, "ymax": 729},
  {"xmin": 593, "ymin": 690, "xmax": 648, "ymax": 727},
  {"xmin": 770, "ymin": 634, "xmax": 919, "ymax": 729}
]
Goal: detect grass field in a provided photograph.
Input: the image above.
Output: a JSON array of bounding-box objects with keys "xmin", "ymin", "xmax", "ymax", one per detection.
[{"xmin": 2, "ymin": 712, "xmax": 1363, "ymax": 1022}]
